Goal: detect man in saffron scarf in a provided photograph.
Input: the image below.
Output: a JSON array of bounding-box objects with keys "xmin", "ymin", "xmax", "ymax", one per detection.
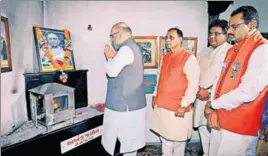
[
  {"xmin": 151, "ymin": 27, "xmax": 200, "ymax": 156},
  {"xmin": 205, "ymin": 5, "xmax": 268, "ymax": 156}
]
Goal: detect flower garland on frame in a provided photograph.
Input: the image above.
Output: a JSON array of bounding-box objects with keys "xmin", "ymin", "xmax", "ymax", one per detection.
[{"xmin": 34, "ymin": 25, "xmax": 73, "ymax": 83}]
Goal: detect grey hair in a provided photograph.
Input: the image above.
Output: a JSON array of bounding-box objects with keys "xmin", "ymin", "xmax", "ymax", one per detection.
[{"xmin": 119, "ymin": 26, "xmax": 132, "ymax": 35}]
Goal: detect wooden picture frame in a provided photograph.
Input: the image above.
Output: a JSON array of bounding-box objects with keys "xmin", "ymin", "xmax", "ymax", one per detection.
[
  {"xmin": 134, "ymin": 36, "xmax": 158, "ymax": 69},
  {"xmin": 182, "ymin": 37, "xmax": 198, "ymax": 56},
  {"xmin": 158, "ymin": 36, "xmax": 166, "ymax": 67},
  {"xmin": 159, "ymin": 36, "xmax": 167, "ymax": 56},
  {"xmin": 33, "ymin": 27, "xmax": 76, "ymax": 72},
  {"xmin": 1, "ymin": 16, "xmax": 12, "ymax": 73}
]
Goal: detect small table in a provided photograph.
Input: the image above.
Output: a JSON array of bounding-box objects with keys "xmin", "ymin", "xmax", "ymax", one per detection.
[{"xmin": 1, "ymin": 107, "xmax": 109, "ymax": 156}]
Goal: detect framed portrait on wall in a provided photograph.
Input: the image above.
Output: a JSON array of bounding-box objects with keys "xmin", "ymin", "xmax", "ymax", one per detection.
[
  {"xmin": 1, "ymin": 16, "xmax": 12, "ymax": 73},
  {"xmin": 182, "ymin": 37, "xmax": 198, "ymax": 56},
  {"xmin": 33, "ymin": 26, "xmax": 76, "ymax": 72},
  {"xmin": 158, "ymin": 36, "xmax": 167, "ymax": 67},
  {"xmin": 159, "ymin": 36, "xmax": 167, "ymax": 56},
  {"xmin": 134, "ymin": 36, "xmax": 158, "ymax": 69}
]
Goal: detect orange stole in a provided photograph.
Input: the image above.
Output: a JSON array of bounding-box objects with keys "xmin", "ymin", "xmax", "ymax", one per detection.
[{"xmin": 214, "ymin": 31, "xmax": 268, "ymax": 136}]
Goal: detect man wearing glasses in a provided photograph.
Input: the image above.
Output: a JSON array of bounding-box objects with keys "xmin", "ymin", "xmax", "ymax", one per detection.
[
  {"xmin": 205, "ymin": 6, "xmax": 268, "ymax": 156},
  {"xmin": 102, "ymin": 22, "xmax": 147, "ymax": 156},
  {"xmin": 193, "ymin": 19, "xmax": 232, "ymax": 156},
  {"xmin": 151, "ymin": 27, "xmax": 200, "ymax": 156}
]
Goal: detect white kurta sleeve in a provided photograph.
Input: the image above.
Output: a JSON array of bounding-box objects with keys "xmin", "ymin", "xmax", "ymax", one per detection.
[
  {"xmin": 211, "ymin": 44, "xmax": 268, "ymax": 110},
  {"xmin": 181, "ymin": 55, "xmax": 200, "ymax": 107},
  {"xmin": 197, "ymin": 46, "xmax": 208, "ymax": 62},
  {"xmin": 106, "ymin": 46, "xmax": 134, "ymax": 77}
]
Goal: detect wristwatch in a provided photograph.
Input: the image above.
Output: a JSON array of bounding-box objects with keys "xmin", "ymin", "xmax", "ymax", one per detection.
[{"xmin": 179, "ymin": 106, "xmax": 186, "ymax": 112}]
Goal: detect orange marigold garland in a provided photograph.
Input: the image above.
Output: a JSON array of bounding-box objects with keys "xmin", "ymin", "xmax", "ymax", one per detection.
[
  {"xmin": 62, "ymin": 29, "xmax": 72, "ymax": 69},
  {"xmin": 34, "ymin": 25, "xmax": 73, "ymax": 83}
]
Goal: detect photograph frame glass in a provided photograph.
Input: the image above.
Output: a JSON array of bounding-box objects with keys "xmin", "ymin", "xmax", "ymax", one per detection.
[
  {"xmin": 1, "ymin": 16, "xmax": 12, "ymax": 73},
  {"xmin": 158, "ymin": 36, "xmax": 167, "ymax": 67},
  {"xmin": 159, "ymin": 36, "xmax": 167, "ymax": 56},
  {"xmin": 33, "ymin": 27, "xmax": 76, "ymax": 72},
  {"xmin": 134, "ymin": 36, "xmax": 158, "ymax": 69},
  {"xmin": 182, "ymin": 37, "xmax": 198, "ymax": 56}
]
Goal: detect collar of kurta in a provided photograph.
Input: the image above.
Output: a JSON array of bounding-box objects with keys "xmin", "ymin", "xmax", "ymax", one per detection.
[
  {"xmin": 208, "ymin": 42, "xmax": 230, "ymax": 56},
  {"xmin": 211, "ymin": 42, "xmax": 228, "ymax": 51},
  {"xmin": 118, "ymin": 37, "xmax": 134, "ymax": 50},
  {"xmin": 169, "ymin": 48, "xmax": 185, "ymax": 56}
]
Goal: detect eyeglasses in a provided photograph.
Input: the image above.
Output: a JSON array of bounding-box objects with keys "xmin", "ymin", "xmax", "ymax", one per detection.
[
  {"xmin": 165, "ymin": 36, "xmax": 177, "ymax": 41},
  {"xmin": 227, "ymin": 22, "xmax": 245, "ymax": 30},
  {"xmin": 109, "ymin": 31, "xmax": 120, "ymax": 38},
  {"xmin": 208, "ymin": 32, "xmax": 225, "ymax": 37}
]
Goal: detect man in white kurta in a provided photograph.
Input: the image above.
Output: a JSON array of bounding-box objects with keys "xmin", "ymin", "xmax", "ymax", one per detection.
[
  {"xmin": 193, "ymin": 19, "xmax": 232, "ymax": 156},
  {"xmin": 102, "ymin": 22, "xmax": 146, "ymax": 156},
  {"xmin": 151, "ymin": 27, "xmax": 200, "ymax": 156}
]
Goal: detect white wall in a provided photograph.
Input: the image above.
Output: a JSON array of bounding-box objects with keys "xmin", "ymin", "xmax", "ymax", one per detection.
[
  {"xmin": 45, "ymin": 1, "xmax": 208, "ymax": 143},
  {"xmin": 220, "ymin": 0, "xmax": 268, "ymax": 32},
  {"xmin": 1, "ymin": 1, "xmax": 43, "ymax": 135}
]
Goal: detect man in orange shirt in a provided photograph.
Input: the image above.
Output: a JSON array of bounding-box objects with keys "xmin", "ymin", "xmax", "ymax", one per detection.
[
  {"xmin": 205, "ymin": 5, "xmax": 268, "ymax": 156},
  {"xmin": 151, "ymin": 27, "xmax": 200, "ymax": 156}
]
